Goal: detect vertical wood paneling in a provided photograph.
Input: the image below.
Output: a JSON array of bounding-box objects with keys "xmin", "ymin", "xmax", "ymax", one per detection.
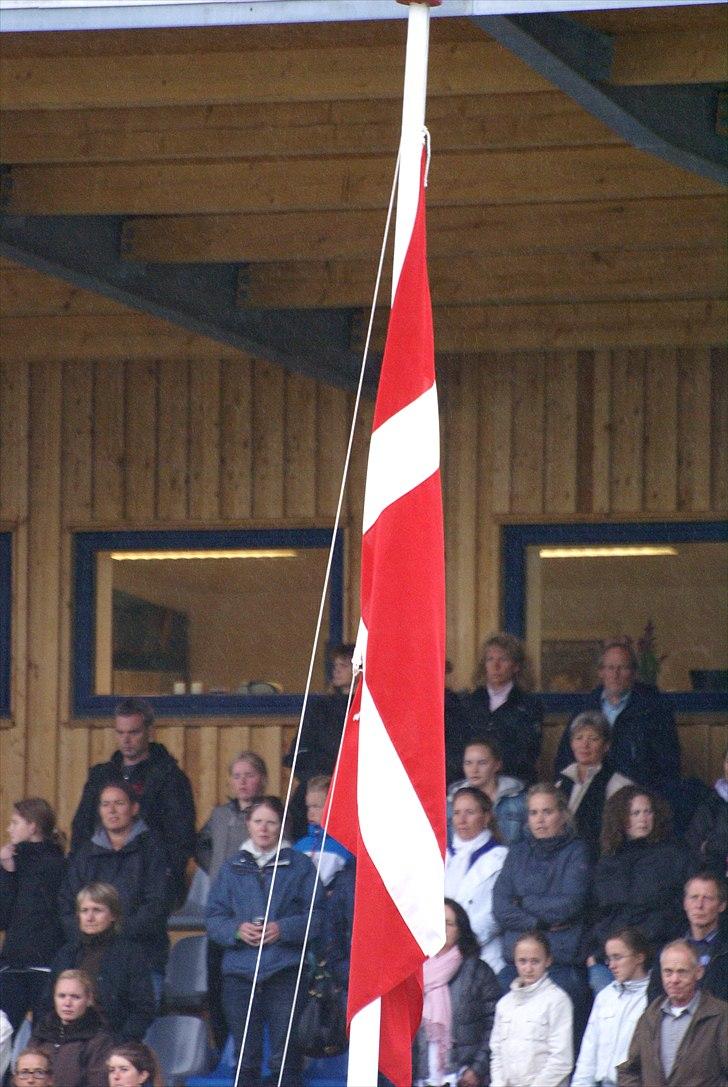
[
  {"xmin": 125, "ymin": 360, "xmax": 158, "ymax": 522},
  {"xmin": 189, "ymin": 360, "xmax": 221, "ymax": 521},
  {"xmin": 644, "ymin": 348, "xmax": 678, "ymax": 511},
  {"xmin": 575, "ymin": 351, "xmax": 595, "ymax": 514},
  {"xmin": 544, "ymin": 351, "xmax": 578, "ymax": 514},
  {"xmin": 26, "ymin": 363, "xmax": 62, "ymax": 799},
  {"xmin": 475, "ymin": 357, "xmax": 501, "ymax": 657},
  {"xmin": 511, "ymin": 352, "xmax": 545, "ymax": 514},
  {"xmin": 316, "ymin": 384, "xmax": 348, "ymax": 520},
  {"xmin": 185, "ymin": 725, "xmax": 219, "ymax": 827},
  {"xmin": 220, "ymin": 358, "xmax": 253, "ymax": 520},
  {"xmin": 610, "ymin": 348, "xmax": 645, "ymax": 512},
  {"xmin": 93, "ymin": 363, "xmax": 125, "ymax": 521},
  {"xmin": 252, "ymin": 361, "xmax": 285, "ymax": 519},
  {"xmin": 677, "ymin": 348, "xmax": 712, "ymax": 511},
  {"xmin": 489, "ymin": 353, "xmax": 513, "ymax": 515},
  {"xmin": 62, "ymin": 362, "xmax": 94, "ymax": 523},
  {"xmin": 0, "ymin": 358, "xmax": 30, "ymax": 521},
  {"xmin": 710, "ymin": 348, "xmax": 728, "ymax": 512},
  {"xmin": 157, "ymin": 360, "xmax": 190, "ymax": 520},
  {"xmin": 591, "ymin": 350, "xmax": 612, "ymax": 514},
  {"xmin": 284, "ymin": 372, "xmax": 317, "ymax": 518}
]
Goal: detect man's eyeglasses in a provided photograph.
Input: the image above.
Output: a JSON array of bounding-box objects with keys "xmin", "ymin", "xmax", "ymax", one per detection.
[{"xmin": 15, "ymin": 1070, "xmax": 51, "ymax": 1080}]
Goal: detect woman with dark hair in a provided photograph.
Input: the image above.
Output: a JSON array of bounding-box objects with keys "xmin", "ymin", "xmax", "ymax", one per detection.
[
  {"xmin": 0, "ymin": 798, "xmax": 66, "ymax": 1030},
  {"xmin": 465, "ymin": 633, "xmax": 543, "ymax": 784},
  {"xmin": 447, "ymin": 738, "xmax": 527, "ymax": 846},
  {"xmin": 572, "ymin": 927, "xmax": 650, "ymax": 1087},
  {"xmin": 47, "ymin": 883, "xmax": 155, "ymax": 1041},
  {"xmin": 206, "ymin": 795, "xmax": 322, "ymax": 1086},
  {"xmin": 586, "ymin": 785, "xmax": 693, "ymax": 991},
  {"xmin": 106, "ymin": 1041, "xmax": 162, "ymax": 1087},
  {"xmin": 445, "ymin": 788, "xmax": 508, "ymax": 973},
  {"xmin": 59, "ymin": 780, "xmax": 173, "ymax": 999},
  {"xmin": 32, "ymin": 969, "xmax": 113, "ymax": 1087},
  {"xmin": 413, "ymin": 899, "xmax": 501, "ymax": 1087}
]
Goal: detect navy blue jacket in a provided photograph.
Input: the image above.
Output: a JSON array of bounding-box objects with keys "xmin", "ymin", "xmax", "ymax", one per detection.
[
  {"xmin": 206, "ymin": 846, "xmax": 322, "ymax": 981},
  {"xmin": 58, "ymin": 822, "xmax": 173, "ymax": 970},
  {"xmin": 46, "ymin": 935, "xmax": 155, "ymax": 1041},
  {"xmin": 0, "ymin": 839, "xmax": 66, "ymax": 968},
  {"xmin": 465, "ymin": 684, "xmax": 543, "ymax": 784},
  {"xmin": 588, "ymin": 837, "xmax": 695, "ymax": 958},
  {"xmin": 554, "ymin": 682, "xmax": 680, "ymax": 790},
  {"xmin": 493, "ymin": 827, "xmax": 591, "ymax": 966}
]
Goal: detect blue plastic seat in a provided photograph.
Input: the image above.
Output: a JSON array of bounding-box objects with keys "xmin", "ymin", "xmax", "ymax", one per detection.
[{"xmin": 144, "ymin": 1014, "xmax": 209, "ymax": 1087}]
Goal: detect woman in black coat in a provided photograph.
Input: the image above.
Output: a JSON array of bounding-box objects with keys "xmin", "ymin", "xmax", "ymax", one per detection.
[
  {"xmin": 413, "ymin": 900, "xmax": 501, "ymax": 1087},
  {"xmin": 587, "ymin": 785, "xmax": 694, "ymax": 989},
  {"xmin": 0, "ymin": 798, "xmax": 66, "ymax": 1030},
  {"xmin": 47, "ymin": 882, "xmax": 155, "ymax": 1041}
]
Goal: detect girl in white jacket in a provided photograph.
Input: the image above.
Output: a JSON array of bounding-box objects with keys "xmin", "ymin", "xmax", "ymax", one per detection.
[
  {"xmin": 444, "ymin": 788, "xmax": 508, "ymax": 973},
  {"xmin": 490, "ymin": 931, "xmax": 573, "ymax": 1087},
  {"xmin": 571, "ymin": 927, "xmax": 650, "ymax": 1087}
]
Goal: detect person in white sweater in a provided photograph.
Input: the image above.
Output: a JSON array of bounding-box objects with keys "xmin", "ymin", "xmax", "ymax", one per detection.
[
  {"xmin": 444, "ymin": 788, "xmax": 508, "ymax": 974},
  {"xmin": 490, "ymin": 931, "xmax": 573, "ymax": 1087},
  {"xmin": 571, "ymin": 927, "xmax": 650, "ymax": 1087}
]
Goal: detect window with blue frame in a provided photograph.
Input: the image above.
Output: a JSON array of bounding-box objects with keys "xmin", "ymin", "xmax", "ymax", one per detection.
[
  {"xmin": 503, "ymin": 521, "xmax": 728, "ymax": 714},
  {"xmin": 73, "ymin": 528, "xmax": 344, "ymax": 717},
  {"xmin": 0, "ymin": 533, "xmax": 10, "ymax": 716}
]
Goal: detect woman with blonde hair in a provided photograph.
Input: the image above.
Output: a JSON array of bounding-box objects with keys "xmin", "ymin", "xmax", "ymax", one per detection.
[
  {"xmin": 47, "ymin": 883, "xmax": 155, "ymax": 1041},
  {"xmin": 0, "ymin": 798, "xmax": 66, "ymax": 1030},
  {"xmin": 32, "ymin": 969, "xmax": 113, "ymax": 1087}
]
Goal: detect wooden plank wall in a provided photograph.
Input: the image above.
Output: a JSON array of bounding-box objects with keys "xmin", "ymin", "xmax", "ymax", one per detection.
[{"xmin": 0, "ymin": 346, "xmax": 726, "ymax": 834}]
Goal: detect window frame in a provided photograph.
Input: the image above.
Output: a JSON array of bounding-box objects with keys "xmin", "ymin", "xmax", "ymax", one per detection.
[
  {"xmin": 502, "ymin": 519, "xmax": 728, "ymax": 714},
  {"xmin": 73, "ymin": 526, "xmax": 344, "ymax": 717}
]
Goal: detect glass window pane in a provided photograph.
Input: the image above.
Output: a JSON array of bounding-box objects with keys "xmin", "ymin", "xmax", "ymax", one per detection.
[{"xmin": 525, "ymin": 541, "xmax": 728, "ymax": 693}]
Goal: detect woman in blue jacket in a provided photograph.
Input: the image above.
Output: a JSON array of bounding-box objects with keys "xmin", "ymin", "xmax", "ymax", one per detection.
[
  {"xmin": 206, "ymin": 795, "xmax": 322, "ymax": 1086},
  {"xmin": 492, "ymin": 782, "xmax": 592, "ymax": 1041}
]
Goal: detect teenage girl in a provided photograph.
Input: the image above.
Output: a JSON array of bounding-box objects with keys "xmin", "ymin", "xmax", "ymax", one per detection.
[{"xmin": 489, "ymin": 930, "xmax": 573, "ymax": 1087}]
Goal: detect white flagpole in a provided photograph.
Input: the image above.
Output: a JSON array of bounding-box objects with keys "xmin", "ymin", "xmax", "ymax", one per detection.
[{"xmin": 346, "ymin": 3, "xmax": 435, "ymax": 1084}]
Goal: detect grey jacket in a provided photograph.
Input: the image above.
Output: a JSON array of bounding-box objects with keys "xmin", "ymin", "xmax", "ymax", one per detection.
[{"xmin": 196, "ymin": 800, "xmax": 249, "ymax": 882}]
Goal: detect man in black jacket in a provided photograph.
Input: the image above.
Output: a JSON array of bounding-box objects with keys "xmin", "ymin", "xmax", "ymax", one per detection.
[
  {"xmin": 554, "ymin": 639, "xmax": 681, "ymax": 792},
  {"xmin": 647, "ymin": 871, "xmax": 728, "ymax": 1003},
  {"xmin": 70, "ymin": 698, "xmax": 196, "ymax": 904}
]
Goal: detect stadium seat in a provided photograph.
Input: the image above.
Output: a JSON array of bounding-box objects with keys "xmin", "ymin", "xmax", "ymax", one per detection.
[
  {"xmin": 163, "ymin": 934, "xmax": 208, "ymax": 1011},
  {"xmin": 145, "ymin": 1014, "xmax": 209, "ymax": 1087},
  {"xmin": 167, "ymin": 867, "xmax": 210, "ymax": 932}
]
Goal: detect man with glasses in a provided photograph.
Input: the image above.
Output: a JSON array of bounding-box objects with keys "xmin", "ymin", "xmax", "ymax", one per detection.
[
  {"xmin": 13, "ymin": 1045, "xmax": 54, "ymax": 1086},
  {"xmin": 70, "ymin": 697, "xmax": 196, "ymax": 904}
]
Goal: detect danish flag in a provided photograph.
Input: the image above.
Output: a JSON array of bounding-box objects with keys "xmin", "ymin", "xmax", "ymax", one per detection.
[{"xmin": 325, "ymin": 149, "xmax": 446, "ymax": 1086}]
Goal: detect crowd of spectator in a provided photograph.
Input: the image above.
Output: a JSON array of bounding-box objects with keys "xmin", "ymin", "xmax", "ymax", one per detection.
[{"xmin": 0, "ymin": 632, "xmax": 726, "ymax": 1087}]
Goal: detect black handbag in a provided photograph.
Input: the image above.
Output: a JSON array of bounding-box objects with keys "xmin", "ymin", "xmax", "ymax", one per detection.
[{"xmin": 298, "ymin": 960, "xmax": 348, "ymax": 1058}]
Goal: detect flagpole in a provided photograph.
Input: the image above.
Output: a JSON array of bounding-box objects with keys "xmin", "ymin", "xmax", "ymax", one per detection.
[{"xmin": 345, "ymin": 3, "xmax": 438, "ymax": 1084}]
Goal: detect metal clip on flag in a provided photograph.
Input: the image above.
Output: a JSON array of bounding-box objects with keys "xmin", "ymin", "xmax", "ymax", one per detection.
[{"xmin": 324, "ymin": 3, "xmax": 446, "ymax": 1085}]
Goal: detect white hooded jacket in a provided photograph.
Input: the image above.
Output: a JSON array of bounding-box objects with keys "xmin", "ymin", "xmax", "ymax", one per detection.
[
  {"xmin": 489, "ymin": 972, "xmax": 573, "ymax": 1087},
  {"xmin": 571, "ymin": 974, "xmax": 649, "ymax": 1086},
  {"xmin": 444, "ymin": 828, "xmax": 508, "ymax": 973}
]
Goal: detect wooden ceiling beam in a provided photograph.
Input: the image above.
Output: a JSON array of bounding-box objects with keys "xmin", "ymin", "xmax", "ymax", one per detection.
[
  {"xmin": 0, "ymin": 92, "xmax": 619, "ymax": 165},
  {"xmin": 0, "ymin": 40, "xmax": 547, "ymax": 112},
  {"xmin": 4, "ymin": 146, "xmax": 719, "ymax": 216},
  {"xmin": 239, "ymin": 248, "xmax": 726, "ymax": 309},
  {"xmin": 121, "ymin": 196, "xmax": 726, "ymax": 264},
  {"xmin": 356, "ymin": 299, "xmax": 728, "ymax": 354}
]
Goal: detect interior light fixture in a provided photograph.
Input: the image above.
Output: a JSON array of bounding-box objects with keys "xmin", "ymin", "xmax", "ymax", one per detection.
[
  {"xmin": 539, "ymin": 546, "xmax": 678, "ymax": 559},
  {"xmin": 109, "ymin": 549, "xmax": 298, "ymax": 561}
]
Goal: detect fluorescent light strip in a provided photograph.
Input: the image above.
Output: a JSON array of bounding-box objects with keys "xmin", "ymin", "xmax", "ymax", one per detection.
[
  {"xmin": 539, "ymin": 546, "xmax": 678, "ymax": 559},
  {"xmin": 109, "ymin": 549, "xmax": 298, "ymax": 560}
]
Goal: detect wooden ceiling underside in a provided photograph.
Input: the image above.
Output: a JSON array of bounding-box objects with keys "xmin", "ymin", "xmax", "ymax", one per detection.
[{"xmin": 0, "ymin": 5, "xmax": 726, "ymax": 376}]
